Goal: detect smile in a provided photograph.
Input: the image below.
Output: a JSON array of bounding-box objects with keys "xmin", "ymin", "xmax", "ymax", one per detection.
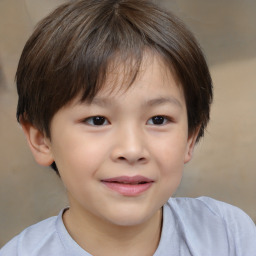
[{"xmin": 101, "ymin": 175, "xmax": 154, "ymax": 196}]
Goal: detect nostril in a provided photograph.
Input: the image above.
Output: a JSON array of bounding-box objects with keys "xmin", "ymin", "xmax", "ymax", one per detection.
[
  {"xmin": 138, "ymin": 157, "xmax": 146, "ymax": 163},
  {"xmin": 117, "ymin": 156, "xmax": 146, "ymax": 163}
]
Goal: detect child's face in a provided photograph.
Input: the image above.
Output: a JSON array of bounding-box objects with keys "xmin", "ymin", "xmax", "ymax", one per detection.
[{"xmin": 38, "ymin": 53, "xmax": 197, "ymax": 227}]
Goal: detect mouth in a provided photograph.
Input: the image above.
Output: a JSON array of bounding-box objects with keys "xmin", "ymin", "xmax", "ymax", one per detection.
[{"xmin": 101, "ymin": 175, "xmax": 154, "ymax": 196}]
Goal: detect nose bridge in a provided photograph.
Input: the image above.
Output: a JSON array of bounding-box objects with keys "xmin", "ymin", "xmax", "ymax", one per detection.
[
  {"xmin": 111, "ymin": 122, "xmax": 148, "ymax": 164},
  {"xmin": 122, "ymin": 123, "xmax": 142, "ymax": 150}
]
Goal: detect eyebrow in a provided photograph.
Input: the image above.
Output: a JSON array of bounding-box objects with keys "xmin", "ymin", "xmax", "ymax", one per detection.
[
  {"xmin": 88, "ymin": 97, "xmax": 113, "ymax": 107},
  {"xmin": 83, "ymin": 96, "xmax": 182, "ymax": 109},
  {"xmin": 143, "ymin": 96, "xmax": 183, "ymax": 109}
]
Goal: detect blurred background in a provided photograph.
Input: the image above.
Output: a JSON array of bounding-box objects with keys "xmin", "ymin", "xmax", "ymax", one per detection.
[{"xmin": 0, "ymin": 0, "xmax": 255, "ymax": 246}]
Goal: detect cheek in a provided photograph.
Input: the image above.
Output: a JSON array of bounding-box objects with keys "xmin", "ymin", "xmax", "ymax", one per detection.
[
  {"xmin": 159, "ymin": 151, "xmax": 184, "ymax": 183},
  {"xmin": 151, "ymin": 133, "xmax": 188, "ymax": 195},
  {"xmin": 53, "ymin": 143, "xmax": 97, "ymax": 195},
  {"xmin": 52, "ymin": 134, "xmax": 110, "ymax": 178},
  {"xmin": 157, "ymin": 145, "xmax": 186, "ymax": 196},
  {"xmin": 153, "ymin": 134, "xmax": 188, "ymax": 172}
]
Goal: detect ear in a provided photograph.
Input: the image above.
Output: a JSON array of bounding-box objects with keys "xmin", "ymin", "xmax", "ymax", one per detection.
[
  {"xmin": 21, "ymin": 121, "xmax": 54, "ymax": 166},
  {"xmin": 184, "ymin": 127, "xmax": 200, "ymax": 164}
]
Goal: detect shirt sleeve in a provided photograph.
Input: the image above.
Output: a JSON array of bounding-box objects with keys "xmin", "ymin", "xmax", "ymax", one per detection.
[
  {"xmin": 0, "ymin": 236, "xmax": 18, "ymax": 256},
  {"xmin": 199, "ymin": 197, "xmax": 256, "ymax": 256},
  {"xmin": 220, "ymin": 202, "xmax": 256, "ymax": 256}
]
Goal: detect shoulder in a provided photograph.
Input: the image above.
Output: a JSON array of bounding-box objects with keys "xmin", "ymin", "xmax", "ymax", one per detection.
[
  {"xmin": 169, "ymin": 196, "xmax": 255, "ymax": 228},
  {"xmin": 165, "ymin": 197, "xmax": 256, "ymax": 256},
  {"xmin": 0, "ymin": 212, "xmax": 63, "ymax": 256}
]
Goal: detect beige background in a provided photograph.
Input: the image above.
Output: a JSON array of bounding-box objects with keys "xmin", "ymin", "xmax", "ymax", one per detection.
[{"xmin": 1, "ymin": 0, "xmax": 256, "ymax": 246}]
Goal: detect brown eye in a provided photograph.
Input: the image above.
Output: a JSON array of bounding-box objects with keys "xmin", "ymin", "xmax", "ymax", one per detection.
[
  {"xmin": 84, "ymin": 116, "xmax": 109, "ymax": 126},
  {"xmin": 147, "ymin": 116, "xmax": 169, "ymax": 125}
]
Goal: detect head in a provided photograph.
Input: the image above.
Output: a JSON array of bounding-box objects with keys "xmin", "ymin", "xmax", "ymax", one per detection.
[
  {"xmin": 16, "ymin": 0, "xmax": 212, "ymax": 176},
  {"xmin": 17, "ymin": 0, "xmax": 213, "ymax": 229}
]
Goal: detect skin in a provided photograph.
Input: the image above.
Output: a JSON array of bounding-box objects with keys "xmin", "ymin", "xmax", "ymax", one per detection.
[{"xmin": 22, "ymin": 53, "xmax": 199, "ymax": 256}]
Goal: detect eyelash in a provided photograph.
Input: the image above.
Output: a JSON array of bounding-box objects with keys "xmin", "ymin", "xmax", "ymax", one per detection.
[
  {"xmin": 83, "ymin": 115, "xmax": 172, "ymax": 126},
  {"xmin": 146, "ymin": 115, "xmax": 171, "ymax": 125},
  {"xmin": 83, "ymin": 116, "xmax": 110, "ymax": 126}
]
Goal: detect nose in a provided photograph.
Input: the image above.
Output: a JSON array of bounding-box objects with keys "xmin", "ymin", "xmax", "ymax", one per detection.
[{"xmin": 110, "ymin": 126, "xmax": 149, "ymax": 165}]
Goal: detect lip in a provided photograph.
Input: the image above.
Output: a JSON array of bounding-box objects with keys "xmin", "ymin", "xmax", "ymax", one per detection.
[{"xmin": 101, "ymin": 175, "xmax": 154, "ymax": 196}]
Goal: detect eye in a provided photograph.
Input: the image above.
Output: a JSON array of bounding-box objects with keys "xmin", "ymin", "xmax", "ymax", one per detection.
[
  {"xmin": 147, "ymin": 115, "xmax": 170, "ymax": 125},
  {"xmin": 84, "ymin": 116, "xmax": 109, "ymax": 126}
]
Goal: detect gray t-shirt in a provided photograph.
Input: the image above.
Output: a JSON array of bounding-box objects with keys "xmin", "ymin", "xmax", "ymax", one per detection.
[{"xmin": 1, "ymin": 197, "xmax": 256, "ymax": 256}]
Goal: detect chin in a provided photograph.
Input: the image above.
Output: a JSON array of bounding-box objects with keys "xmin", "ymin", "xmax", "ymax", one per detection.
[
  {"xmin": 109, "ymin": 216, "xmax": 149, "ymax": 227},
  {"xmin": 102, "ymin": 206, "xmax": 160, "ymax": 227}
]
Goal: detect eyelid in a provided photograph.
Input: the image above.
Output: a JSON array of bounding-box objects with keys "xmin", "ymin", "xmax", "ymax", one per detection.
[
  {"xmin": 81, "ymin": 115, "xmax": 173, "ymax": 126},
  {"xmin": 146, "ymin": 115, "xmax": 173, "ymax": 125},
  {"xmin": 83, "ymin": 116, "xmax": 110, "ymax": 126}
]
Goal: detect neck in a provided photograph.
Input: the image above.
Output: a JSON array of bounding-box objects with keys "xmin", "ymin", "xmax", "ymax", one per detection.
[{"xmin": 63, "ymin": 205, "xmax": 163, "ymax": 256}]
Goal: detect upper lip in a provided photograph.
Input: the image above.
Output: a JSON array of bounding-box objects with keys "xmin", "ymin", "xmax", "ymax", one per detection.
[{"xmin": 101, "ymin": 175, "xmax": 154, "ymax": 184}]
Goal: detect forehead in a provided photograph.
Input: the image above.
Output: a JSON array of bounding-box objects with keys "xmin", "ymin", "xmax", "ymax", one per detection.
[
  {"xmin": 81, "ymin": 51, "xmax": 183, "ymax": 102},
  {"xmin": 61, "ymin": 52, "xmax": 186, "ymax": 115},
  {"xmin": 52, "ymin": 51, "xmax": 187, "ymax": 131}
]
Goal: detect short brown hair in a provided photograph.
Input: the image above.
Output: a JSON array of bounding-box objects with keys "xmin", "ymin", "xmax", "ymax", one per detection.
[{"xmin": 17, "ymin": 0, "xmax": 212, "ymax": 141}]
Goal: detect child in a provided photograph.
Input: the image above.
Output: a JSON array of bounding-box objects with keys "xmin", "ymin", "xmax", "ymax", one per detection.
[{"xmin": 1, "ymin": 0, "xmax": 255, "ymax": 255}]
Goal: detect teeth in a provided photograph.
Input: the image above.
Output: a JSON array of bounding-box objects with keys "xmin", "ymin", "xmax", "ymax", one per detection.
[
  {"xmin": 122, "ymin": 182, "xmax": 145, "ymax": 185},
  {"xmin": 106, "ymin": 181, "xmax": 148, "ymax": 184},
  {"xmin": 122, "ymin": 182, "xmax": 139, "ymax": 184},
  {"xmin": 111, "ymin": 181, "xmax": 144, "ymax": 184}
]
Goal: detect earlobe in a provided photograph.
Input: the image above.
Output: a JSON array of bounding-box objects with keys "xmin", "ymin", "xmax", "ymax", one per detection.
[
  {"xmin": 21, "ymin": 121, "xmax": 54, "ymax": 166},
  {"xmin": 184, "ymin": 128, "xmax": 200, "ymax": 164}
]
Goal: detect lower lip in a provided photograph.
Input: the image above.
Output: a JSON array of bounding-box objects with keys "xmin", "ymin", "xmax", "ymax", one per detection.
[{"xmin": 102, "ymin": 182, "xmax": 153, "ymax": 196}]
